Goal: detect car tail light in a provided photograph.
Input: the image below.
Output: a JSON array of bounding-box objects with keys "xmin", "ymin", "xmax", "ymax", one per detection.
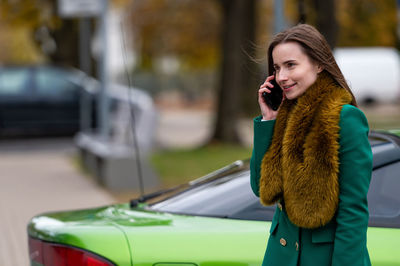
[{"xmin": 29, "ymin": 237, "xmax": 115, "ymax": 266}]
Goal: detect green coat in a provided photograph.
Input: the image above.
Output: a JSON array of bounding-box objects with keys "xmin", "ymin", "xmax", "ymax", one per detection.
[{"xmin": 250, "ymin": 104, "xmax": 372, "ymax": 266}]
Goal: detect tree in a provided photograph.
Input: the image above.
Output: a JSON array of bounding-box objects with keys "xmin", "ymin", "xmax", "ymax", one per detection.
[
  {"xmin": 210, "ymin": 0, "xmax": 257, "ymax": 144},
  {"xmin": 128, "ymin": 0, "xmax": 261, "ymax": 145},
  {"xmin": 0, "ymin": 0, "xmax": 54, "ymax": 63},
  {"xmin": 290, "ymin": 0, "xmax": 338, "ymax": 48},
  {"xmin": 129, "ymin": 0, "xmax": 221, "ymax": 70},
  {"xmin": 313, "ymin": 0, "xmax": 337, "ymax": 48},
  {"xmin": 290, "ymin": 0, "xmax": 397, "ymax": 48},
  {"xmin": 0, "ymin": 0, "xmax": 131, "ymax": 69},
  {"xmin": 337, "ymin": 0, "xmax": 397, "ymax": 47}
]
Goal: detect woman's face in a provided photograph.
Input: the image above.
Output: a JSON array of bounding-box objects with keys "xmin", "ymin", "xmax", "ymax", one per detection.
[{"xmin": 272, "ymin": 42, "xmax": 322, "ymax": 100}]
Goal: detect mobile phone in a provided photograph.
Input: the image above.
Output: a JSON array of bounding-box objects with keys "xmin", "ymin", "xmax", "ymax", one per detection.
[{"xmin": 262, "ymin": 78, "xmax": 283, "ymax": 111}]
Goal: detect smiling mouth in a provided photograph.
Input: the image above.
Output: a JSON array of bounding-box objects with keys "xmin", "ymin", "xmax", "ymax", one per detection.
[{"xmin": 282, "ymin": 83, "xmax": 296, "ymax": 91}]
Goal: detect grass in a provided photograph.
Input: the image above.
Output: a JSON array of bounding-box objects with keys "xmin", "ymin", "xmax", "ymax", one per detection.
[
  {"xmin": 361, "ymin": 103, "xmax": 400, "ymax": 130},
  {"xmin": 150, "ymin": 143, "xmax": 252, "ymax": 186},
  {"xmin": 367, "ymin": 116, "xmax": 400, "ymax": 131}
]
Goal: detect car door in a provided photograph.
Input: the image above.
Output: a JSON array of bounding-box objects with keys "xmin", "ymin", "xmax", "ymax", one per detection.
[
  {"xmin": 367, "ymin": 160, "xmax": 400, "ymax": 265},
  {"xmin": 32, "ymin": 67, "xmax": 81, "ymax": 134}
]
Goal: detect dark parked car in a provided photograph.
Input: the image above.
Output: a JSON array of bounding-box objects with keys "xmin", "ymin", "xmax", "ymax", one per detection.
[
  {"xmin": 0, "ymin": 65, "xmax": 96, "ymax": 137},
  {"xmin": 27, "ymin": 130, "xmax": 400, "ymax": 265}
]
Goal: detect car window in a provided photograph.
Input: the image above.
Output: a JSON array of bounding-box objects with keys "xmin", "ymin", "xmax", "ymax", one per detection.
[
  {"xmin": 368, "ymin": 161, "xmax": 400, "ymax": 218},
  {"xmin": 150, "ymin": 171, "xmax": 274, "ymax": 220},
  {"xmin": 0, "ymin": 68, "xmax": 30, "ymax": 95},
  {"xmin": 35, "ymin": 68, "xmax": 80, "ymax": 99}
]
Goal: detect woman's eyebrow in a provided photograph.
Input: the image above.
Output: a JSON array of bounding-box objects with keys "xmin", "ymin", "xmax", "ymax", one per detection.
[
  {"xmin": 274, "ymin": 59, "xmax": 297, "ymax": 67},
  {"xmin": 283, "ymin": 59, "xmax": 296, "ymax": 64}
]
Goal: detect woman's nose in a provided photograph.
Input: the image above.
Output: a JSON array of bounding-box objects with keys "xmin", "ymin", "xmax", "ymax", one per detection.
[{"xmin": 276, "ymin": 71, "xmax": 288, "ymax": 83}]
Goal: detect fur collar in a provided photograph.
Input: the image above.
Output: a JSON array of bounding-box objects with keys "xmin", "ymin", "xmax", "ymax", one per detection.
[{"xmin": 259, "ymin": 72, "xmax": 353, "ymax": 228}]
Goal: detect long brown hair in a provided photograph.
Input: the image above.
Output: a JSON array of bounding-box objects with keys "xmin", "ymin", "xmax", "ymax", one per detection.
[{"xmin": 267, "ymin": 24, "xmax": 357, "ymax": 106}]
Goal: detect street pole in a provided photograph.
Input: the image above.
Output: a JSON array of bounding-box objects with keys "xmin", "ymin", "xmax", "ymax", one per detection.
[
  {"xmin": 98, "ymin": 0, "xmax": 110, "ymax": 140},
  {"xmin": 274, "ymin": 0, "xmax": 287, "ymax": 34},
  {"xmin": 79, "ymin": 18, "xmax": 92, "ymax": 133},
  {"xmin": 58, "ymin": 0, "xmax": 103, "ymax": 134}
]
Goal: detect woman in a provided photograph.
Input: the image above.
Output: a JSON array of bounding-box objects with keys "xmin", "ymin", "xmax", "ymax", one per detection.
[{"xmin": 250, "ymin": 24, "xmax": 372, "ymax": 266}]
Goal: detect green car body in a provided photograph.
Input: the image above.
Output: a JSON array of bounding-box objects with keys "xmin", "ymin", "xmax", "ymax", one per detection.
[
  {"xmin": 27, "ymin": 131, "xmax": 400, "ymax": 266},
  {"xmin": 28, "ymin": 204, "xmax": 269, "ymax": 265},
  {"xmin": 28, "ymin": 203, "xmax": 400, "ymax": 266}
]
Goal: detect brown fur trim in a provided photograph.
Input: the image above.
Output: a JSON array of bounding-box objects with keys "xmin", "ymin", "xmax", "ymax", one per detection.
[{"xmin": 259, "ymin": 72, "xmax": 352, "ymax": 228}]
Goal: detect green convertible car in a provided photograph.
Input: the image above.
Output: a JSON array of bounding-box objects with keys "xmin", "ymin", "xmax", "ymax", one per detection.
[{"xmin": 27, "ymin": 131, "xmax": 400, "ymax": 266}]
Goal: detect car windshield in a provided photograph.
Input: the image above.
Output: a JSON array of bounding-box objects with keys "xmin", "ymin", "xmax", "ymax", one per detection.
[
  {"xmin": 0, "ymin": 68, "xmax": 30, "ymax": 95},
  {"xmin": 150, "ymin": 170, "xmax": 269, "ymax": 219}
]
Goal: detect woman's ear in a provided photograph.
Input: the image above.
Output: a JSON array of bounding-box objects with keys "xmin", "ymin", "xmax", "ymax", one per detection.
[{"xmin": 317, "ymin": 65, "xmax": 323, "ymax": 73}]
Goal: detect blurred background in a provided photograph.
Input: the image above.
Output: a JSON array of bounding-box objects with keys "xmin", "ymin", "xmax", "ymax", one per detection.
[
  {"xmin": 1, "ymin": 0, "xmax": 400, "ymax": 202},
  {"xmin": 1, "ymin": 1, "xmax": 400, "ymax": 264}
]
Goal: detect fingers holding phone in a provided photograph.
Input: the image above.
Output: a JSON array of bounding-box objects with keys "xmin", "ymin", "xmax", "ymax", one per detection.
[{"xmin": 258, "ymin": 75, "xmax": 283, "ymax": 120}]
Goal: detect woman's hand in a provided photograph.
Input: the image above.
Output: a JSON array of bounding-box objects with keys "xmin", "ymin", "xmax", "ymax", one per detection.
[{"xmin": 258, "ymin": 75, "xmax": 284, "ymax": 120}]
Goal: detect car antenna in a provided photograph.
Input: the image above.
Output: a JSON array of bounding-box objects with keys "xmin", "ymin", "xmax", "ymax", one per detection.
[{"xmin": 119, "ymin": 16, "xmax": 145, "ymax": 197}]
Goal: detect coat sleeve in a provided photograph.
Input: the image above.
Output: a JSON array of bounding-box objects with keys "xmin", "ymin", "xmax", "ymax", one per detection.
[
  {"xmin": 250, "ymin": 116, "xmax": 276, "ymax": 197},
  {"xmin": 332, "ymin": 104, "xmax": 373, "ymax": 266}
]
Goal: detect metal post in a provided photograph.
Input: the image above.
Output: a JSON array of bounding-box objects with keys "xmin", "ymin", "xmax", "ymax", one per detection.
[
  {"xmin": 98, "ymin": 0, "xmax": 110, "ymax": 140},
  {"xmin": 274, "ymin": 0, "xmax": 287, "ymax": 34},
  {"xmin": 79, "ymin": 17, "xmax": 92, "ymax": 133},
  {"xmin": 397, "ymin": 0, "xmax": 400, "ymax": 43}
]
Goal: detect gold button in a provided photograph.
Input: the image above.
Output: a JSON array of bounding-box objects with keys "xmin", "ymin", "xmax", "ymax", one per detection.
[
  {"xmin": 280, "ymin": 238, "xmax": 287, "ymax": 246},
  {"xmin": 277, "ymin": 202, "xmax": 283, "ymax": 211},
  {"xmin": 295, "ymin": 242, "xmax": 299, "ymax": 251}
]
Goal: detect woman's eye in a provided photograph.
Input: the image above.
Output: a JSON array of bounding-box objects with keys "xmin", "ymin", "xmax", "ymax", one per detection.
[{"xmin": 287, "ymin": 63, "xmax": 295, "ymax": 68}]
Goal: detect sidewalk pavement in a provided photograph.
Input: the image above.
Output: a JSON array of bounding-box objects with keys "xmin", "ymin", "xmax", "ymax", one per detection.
[
  {"xmin": 0, "ymin": 139, "xmax": 115, "ymax": 266},
  {"xmin": 0, "ymin": 109, "xmax": 253, "ymax": 266}
]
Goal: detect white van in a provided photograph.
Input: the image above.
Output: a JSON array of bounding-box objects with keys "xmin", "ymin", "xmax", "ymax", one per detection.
[{"xmin": 334, "ymin": 47, "xmax": 400, "ymax": 104}]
